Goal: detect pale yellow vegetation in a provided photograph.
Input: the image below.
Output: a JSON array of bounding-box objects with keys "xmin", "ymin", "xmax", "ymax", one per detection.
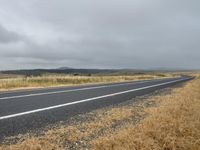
[
  {"xmin": 1, "ymin": 73, "xmax": 198, "ymax": 150},
  {"xmin": 93, "ymin": 75, "xmax": 200, "ymax": 150},
  {"xmin": 0, "ymin": 74, "xmax": 173, "ymax": 91},
  {"xmin": 0, "ymin": 107, "xmax": 137, "ymax": 150}
]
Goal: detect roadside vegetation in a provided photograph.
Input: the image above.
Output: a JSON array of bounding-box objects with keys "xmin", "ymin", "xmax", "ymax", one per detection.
[
  {"xmin": 0, "ymin": 73, "xmax": 199, "ymax": 150},
  {"xmin": 93, "ymin": 74, "xmax": 200, "ymax": 150},
  {"xmin": 0, "ymin": 73, "xmax": 176, "ymax": 91}
]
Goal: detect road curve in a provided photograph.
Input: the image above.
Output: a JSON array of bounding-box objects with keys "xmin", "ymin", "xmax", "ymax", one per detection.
[{"xmin": 0, "ymin": 76, "xmax": 192, "ymax": 140}]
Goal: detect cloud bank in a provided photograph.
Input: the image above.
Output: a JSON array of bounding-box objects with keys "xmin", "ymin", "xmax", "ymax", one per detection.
[{"xmin": 0, "ymin": 0, "xmax": 199, "ymax": 70}]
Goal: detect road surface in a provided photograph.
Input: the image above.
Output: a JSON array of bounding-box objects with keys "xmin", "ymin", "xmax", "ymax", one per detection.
[{"xmin": 0, "ymin": 76, "xmax": 192, "ymax": 140}]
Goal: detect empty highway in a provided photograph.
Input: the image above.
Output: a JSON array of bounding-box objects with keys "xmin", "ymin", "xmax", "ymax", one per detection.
[{"xmin": 0, "ymin": 76, "xmax": 192, "ymax": 140}]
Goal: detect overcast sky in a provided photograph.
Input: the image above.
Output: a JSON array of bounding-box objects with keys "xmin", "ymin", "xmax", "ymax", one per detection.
[{"xmin": 0, "ymin": 0, "xmax": 199, "ymax": 70}]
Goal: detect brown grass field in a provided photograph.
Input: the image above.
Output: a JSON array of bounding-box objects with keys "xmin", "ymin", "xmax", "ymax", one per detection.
[
  {"xmin": 0, "ymin": 73, "xmax": 199, "ymax": 150},
  {"xmin": 0, "ymin": 73, "xmax": 176, "ymax": 91},
  {"xmin": 93, "ymin": 74, "xmax": 200, "ymax": 150}
]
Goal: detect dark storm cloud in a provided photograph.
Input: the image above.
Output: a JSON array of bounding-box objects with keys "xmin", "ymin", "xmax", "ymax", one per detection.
[
  {"xmin": 0, "ymin": 24, "xmax": 21, "ymax": 43},
  {"xmin": 0, "ymin": 0, "xmax": 199, "ymax": 70}
]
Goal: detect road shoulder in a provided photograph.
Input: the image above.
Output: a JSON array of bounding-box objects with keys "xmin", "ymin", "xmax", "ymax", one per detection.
[{"xmin": 0, "ymin": 84, "xmax": 176, "ymax": 150}]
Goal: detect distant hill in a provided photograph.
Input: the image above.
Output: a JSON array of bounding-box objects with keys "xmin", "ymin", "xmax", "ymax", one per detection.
[
  {"xmin": 57, "ymin": 67, "xmax": 73, "ymax": 70},
  {"xmin": 1, "ymin": 67, "xmax": 188, "ymax": 77},
  {"xmin": 0, "ymin": 68, "xmax": 120, "ymax": 76}
]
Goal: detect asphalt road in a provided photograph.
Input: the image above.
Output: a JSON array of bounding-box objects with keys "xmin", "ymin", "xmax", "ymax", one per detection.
[{"xmin": 0, "ymin": 76, "xmax": 192, "ymax": 140}]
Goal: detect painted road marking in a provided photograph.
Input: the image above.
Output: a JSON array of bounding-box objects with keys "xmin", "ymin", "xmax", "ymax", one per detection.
[
  {"xmin": 0, "ymin": 77, "xmax": 190, "ymax": 120},
  {"xmin": 0, "ymin": 79, "xmax": 159, "ymax": 100}
]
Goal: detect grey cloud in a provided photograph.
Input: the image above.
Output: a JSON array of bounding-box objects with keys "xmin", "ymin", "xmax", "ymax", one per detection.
[
  {"xmin": 0, "ymin": 24, "xmax": 21, "ymax": 43},
  {"xmin": 0, "ymin": 0, "xmax": 200, "ymax": 70}
]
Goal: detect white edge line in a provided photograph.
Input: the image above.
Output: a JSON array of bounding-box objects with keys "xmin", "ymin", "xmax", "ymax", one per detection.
[
  {"xmin": 0, "ymin": 79, "xmax": 161, "ymax": 100},
  {"xmin": 0, "ymin": 77, "xmax": 191, "ymax": 120}
]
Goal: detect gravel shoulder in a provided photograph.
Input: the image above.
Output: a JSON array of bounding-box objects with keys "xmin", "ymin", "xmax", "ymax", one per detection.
[{"xmin": 0, "ymin": 85, "xmax": 177, "ymax": 150}]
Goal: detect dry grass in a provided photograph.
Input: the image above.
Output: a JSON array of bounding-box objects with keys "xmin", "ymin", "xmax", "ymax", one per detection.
[
  {"xmin": 0, "ymin": 107, "xmax": 138, "ymax": 150},
  {"xmin": 93, "ymin": 75, "xmax": 200, "ymax": 150},
  {"xmin": 0, "ymin": 74, "xmax": 173, "ymax": 91},
  {"xmin": 0, "ymin": 74, "xmax": 22, "ymax": 79},
  {"xmin": 0, "ymin": 73, "xmax": 198, "ymax": 150},
  {"xmin": 0, "ymin": 88, "xmax": 159, "ymax": 150}
]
